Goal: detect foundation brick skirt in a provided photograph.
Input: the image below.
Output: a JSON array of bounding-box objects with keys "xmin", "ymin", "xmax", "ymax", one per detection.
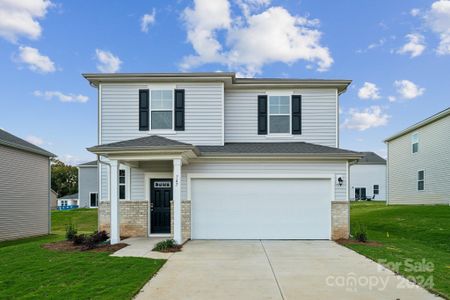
[
  {"xmin": 331, "ymin": 201, "xmax": 350, "ymax": 240},
  {"xmin": 99, "ymin": 201, "xmax": 148, "ymax": 237}
]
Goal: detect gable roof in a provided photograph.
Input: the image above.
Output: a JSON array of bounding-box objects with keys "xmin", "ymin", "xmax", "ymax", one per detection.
[
  {"xmin": 88, "ymin": 135, "xmax": 361, "ymax": 159},
  {"xmin": 78, "ymin": 160, "xmax": 98, "ymax": 167},
  {"xmin": 385, "ymin": 107, "xmax": 450, "ymax": 142},
  {"xmin": 198, "ymin": 143, "xmax": 360, "ymax": 158},
  {"xmin": 87, "ymin": 135, "xmax": 198, "ymax": 153},
  {"xmin": 82, "ymin": 72, "xmax": 352, "ymax": 94},
  {"xmin": 0, "ymin": 129, "xmax": 55, "ymax": 157},
  {"xmin": 59, "ymin": 193, "xmax": 78, "ymax": 200},
  {"xmin": 354, "ymin": 152, "xmax": 386, "ymax": 165}
]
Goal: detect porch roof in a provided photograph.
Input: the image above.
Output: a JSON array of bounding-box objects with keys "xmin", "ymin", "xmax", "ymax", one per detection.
[{"xmin": 88, "ymin": 135, "xmax": 361, "ymax": 159}]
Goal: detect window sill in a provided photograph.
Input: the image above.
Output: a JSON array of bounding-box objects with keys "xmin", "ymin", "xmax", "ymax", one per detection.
[
  {"xmin": 265, "ymin": 134, "xmax": 294, "ymax": 139},
  {"xmin": 148, "ymin": 130, "xmax": 177, "ymax": 135}
]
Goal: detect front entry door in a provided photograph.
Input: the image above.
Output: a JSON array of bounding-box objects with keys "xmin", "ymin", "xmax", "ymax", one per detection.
[{"xmin": 150, "ymin": 179, "xmax": 172, "ymax": 234}]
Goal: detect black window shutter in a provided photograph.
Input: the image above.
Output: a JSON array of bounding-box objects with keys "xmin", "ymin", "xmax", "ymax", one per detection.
[
  {"xmin": 139, "ymin": 89, "xmax": 149, "ymax": 131},
  {"xmin": 257, "ymin": 95, "xmax": 268, "ymax": 135},
  {"xmin": 174, "ymin": 89, "xmax": 185, "ymax": 131},
  {"xmin": 292, "ymin": 95, "xmax": 302, "ymax": 135}
]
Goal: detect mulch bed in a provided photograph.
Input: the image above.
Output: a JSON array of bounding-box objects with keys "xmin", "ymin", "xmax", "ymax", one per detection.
[
  {"xmin": 42, "ymin": 240, "xmax": 128, "ymax": 253},
  {"xmin": 336, "ymin": 239, "xmax": 383, "ymax": 247},
  {"xmin": 154, "ymin": 245, "xmax": 183, "ymax": 253}
]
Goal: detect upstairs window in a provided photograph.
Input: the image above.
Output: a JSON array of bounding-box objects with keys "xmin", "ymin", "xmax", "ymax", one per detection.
[
  {"xmin": 373, "ymin": 185, "xmax": 379, "ymax": 195},
  {"xmin": 411, "ymin": 133, "xmax": 419, "ymax": 153},
  {"xmin": 417, "ymin": 170, "xmax": 425, "ymax": 191},
  {"xmin": 150, "ymin": 90, "xmax": 173, "ymax": 130},
  {"xmin": 268, "ymin": 96, "xmax": 290, "ymax": 134},
  {"xmin": 119, "ymin": 169, "xmax": 126, "ymax": 200}
]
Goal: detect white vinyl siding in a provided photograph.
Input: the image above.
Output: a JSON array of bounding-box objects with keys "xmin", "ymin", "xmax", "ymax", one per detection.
[
  {"xmin": 101, "ymin": 82, "xmax": 223, "ymax": 145},
  {"xmin": 350, "ymin": 164, "xmax": 386, "ymax": 201},
  {"xmin": 0, "ymin": 145, "xmax": 50, "ymax": 241},
  {"xmin": 225, "ymin": 89, "xmax": 338, "ymax": 147},
  {"xmin": 387, "ymin": 115, "xmax": 450, "ymax": 204},
  {"xmin": 78, "ymin": 166, "xmax": 98, "ymax": 208}
]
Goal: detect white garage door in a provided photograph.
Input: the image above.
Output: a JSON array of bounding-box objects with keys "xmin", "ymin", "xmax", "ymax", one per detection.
[{"xmin": 191, "ymin": 178, "xmax": 332, "ymax": 239}]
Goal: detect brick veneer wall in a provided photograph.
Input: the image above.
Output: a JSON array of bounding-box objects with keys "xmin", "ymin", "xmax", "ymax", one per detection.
[
  {"xmin": 331, "ymin": 201, "xmax": 349, "ymax": 240},
  {"xmin": 170, "ymin": 200, "xmax": 191, "ymax": 243},
  {"xmin": 98, "ymin": 201, "xmax": 148, "ymax": 237}
]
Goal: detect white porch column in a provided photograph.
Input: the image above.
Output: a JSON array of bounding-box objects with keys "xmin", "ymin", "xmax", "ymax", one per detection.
[
  {"xmin": 173, "ymin": 158, "xmax": 182, "ymax": 244},
  {"xmin": 110, "ymin": 159, "xmax": 120, "ymax": 244}
]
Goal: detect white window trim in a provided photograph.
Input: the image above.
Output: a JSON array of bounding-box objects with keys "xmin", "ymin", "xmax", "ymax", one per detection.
[
  {"xmin": 267, "ymin": 94, "xmax": 292, "ymax": 136},
  {"xmin": 417, "ymin": 170, "xmax": 425, "ymax": 191},
  {"xmin": 119, "ymin": 164, "xmax": 131, "ymax": 200},
  {"xmin": 148, "ymin": 85, "xmax": 176, "ymax": 133},
  {"xmin": 89, "ymin": 192, "xmax": 99, "ymax": 208},
  {"xmin": 411, "ymin": 132, "xmax": 419, "ymax": 154}
]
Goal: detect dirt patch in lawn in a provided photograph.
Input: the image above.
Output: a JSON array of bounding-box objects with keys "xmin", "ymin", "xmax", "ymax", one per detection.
[
  {"xmin": 42, "ymin": 240, "xmax": 128, "ymax": 253},
  {"xmin": 336, "ymin": 239, "xmax": 383, "ymax": 247}
]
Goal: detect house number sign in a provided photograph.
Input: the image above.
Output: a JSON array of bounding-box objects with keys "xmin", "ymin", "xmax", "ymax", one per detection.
[{"xmin": 154, "ymin": 182, "xmax": 171, "ymax": 188}]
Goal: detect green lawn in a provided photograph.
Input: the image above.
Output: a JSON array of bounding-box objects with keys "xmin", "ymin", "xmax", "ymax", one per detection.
[
  {"xmin": 0, "ymin": 209, "xmax": 165, "ymax": 299},
  {"xmin": 346, "ymin": 201, "xmax": 450, "ymax": 298}
]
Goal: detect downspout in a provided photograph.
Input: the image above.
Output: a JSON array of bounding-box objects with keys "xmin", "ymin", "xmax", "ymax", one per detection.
[{"xmin": 48, "ymin": 158, "xmax": 51, "ymax": 234}]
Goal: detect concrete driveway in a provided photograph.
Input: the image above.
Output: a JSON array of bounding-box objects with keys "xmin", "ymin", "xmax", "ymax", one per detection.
[{"xmin": 134, "ymin": 240, "xmax": 439, "ymax": 300}]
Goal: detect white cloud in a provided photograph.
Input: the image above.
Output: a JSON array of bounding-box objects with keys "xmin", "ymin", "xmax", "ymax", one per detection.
[
  {"xmin": 397, "ymin": 33, "xmax": 426, "ymax": 57},
  {"xmin": 25, "ymin": 135, "xmax": 44, "ymax": 146},
  {"xmin": 34, "ymin": 90, "xmax": 89, "ymax": 103},
  {"xmin": 16, "ymin": 46, "xmax": 55, "ymax": 73},
  {"xmin": 0, "ymin": 0, "xmax": 52, "ymax": 42},
  {"xmin": 410, "ymin": 8, "xmax": 421, "ymax": 17},
  {"xmin": 95, "ymin": 49, "xmax": 122, "ymax": 73},
  {"xmin": 342, "ymin": 106, "xmax": 390, "ymax": 131},
  {"xmin": 426, "ymin": 0, "xmax": 450, "ymax": 55},
  {"xmin": 358, "ymin": 82, "xmax": 381, "ymax": 100},
  {"xmin": 388, "ymin": 95, "xmax": 396, "ymax": 102},
  {"xmin": 394, "ymin": 80, "xmax": 425, "ymax": 99},
  {"xmin": 236, "ymin": 0, "xmax": 271, "ymax": 18},
  {"xmin": 58, "ymin": 154, "xmax": 85, "ymax": 166},
  {"xmin": 141, "ymin": 9, "xmax": 156, "ymax": 33},
  {"xmin": 181, "ymin": 1, "xmax": 333, "ymax": 77}
]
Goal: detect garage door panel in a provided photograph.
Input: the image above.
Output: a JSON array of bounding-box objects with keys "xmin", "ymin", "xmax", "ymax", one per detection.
[{"xmin": 191, "ymin": 178, "xmax": 331, "ymax": 239}]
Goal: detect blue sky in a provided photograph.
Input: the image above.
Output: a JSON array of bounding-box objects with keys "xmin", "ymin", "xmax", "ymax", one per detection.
[{"xmin": 0, "ymin": 0, "xmax": 449, "ymax": 164}]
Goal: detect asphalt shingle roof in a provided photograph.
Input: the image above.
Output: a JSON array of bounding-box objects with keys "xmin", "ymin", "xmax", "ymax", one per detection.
[
  {"xmin": 59, "ymin": 193, "xmax": 78, "ymax": 200},
  {"xmin": 88, "ymin": 135, "xmax": 195, "ymax": 152},
  {"xmin": 355, "ymin": 152, "xmax": 386, "ymax": 165},
  {"xmin": 0, "ymin": 129, "xmax": 55, "ymax": 157},
  {"xmin": 198, "ymin": 142, "xmax": 360, "ymax": 156},
  {"xmin": 78, "ymin": 160, "xmax": 98, "ymax": 167}
]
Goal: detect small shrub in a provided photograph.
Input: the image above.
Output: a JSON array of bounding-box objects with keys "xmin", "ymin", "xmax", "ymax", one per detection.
[
  {"xmin": 73, "ymin": 234, "xmax": 88, "ymax": 245},
  {"xmin": 353, "ymin": 223, "xmax": 368, "ymax": 243},
  {"xmin": 65, "ymin": 223, "xmax": 77, "ymax": 241},
  {"xmin": 153, "ymin": 239, "xmax": 177, "ymax": 252}
]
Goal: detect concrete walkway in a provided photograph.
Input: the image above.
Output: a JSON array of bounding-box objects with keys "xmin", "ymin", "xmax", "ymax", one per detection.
[
  {"xmin": 134, "ymin": 240, "xmax": 440, "ymax": 300},
  {"xmin": 111, "ymin": 237, "xmax": 173, "ymax": 259}
]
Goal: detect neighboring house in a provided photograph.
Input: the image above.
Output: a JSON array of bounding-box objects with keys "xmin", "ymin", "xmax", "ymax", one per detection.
[
  {"xmin": 50, "ymin": 189, "xmax": 58, "ymax": 210},
  {"xmin": 57, "ymin": 193, "xmax": 79, "ymax": 210},
  {"xmin": 78, "ymin": 160, "xmax": 98, "ymax": 208},
  {"xmin": 349, "ymin": 152, "xmax": 386, "ymax": 201},
  {"xmin": 0, "ymin": 129, "xmax": 55, "ymax": 241},
  {"xmin": 385, "ymin": 107, "xmax": 450, "ymax": 205},
  {"xmin": 84, "ymin": 72, "xmax": 361, "ymax": 244}
]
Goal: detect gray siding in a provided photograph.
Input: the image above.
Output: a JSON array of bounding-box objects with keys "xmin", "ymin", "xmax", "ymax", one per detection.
[
  {"xmin": 387, "ymin": 115, "xmax": 450, "ymax": 204},
  {"xmin": 0, "ymin": 145, "xmax": 50, "ymax": 241},
  {"xmin": 78, "ymin": 166, "xmax": 98, "ymax": 207},
  {"xmin": 224, "ymin": 89, "xmax": 338, "ymax": 147},
  {"xmin": 101, "ymin": 82, "xmax": 224, "ymax": 145}
]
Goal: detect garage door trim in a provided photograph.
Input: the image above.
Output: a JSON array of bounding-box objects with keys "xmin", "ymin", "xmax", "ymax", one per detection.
[{"xmin": 187, "ymin": 173, "xmax": 335, "ymax": 240}]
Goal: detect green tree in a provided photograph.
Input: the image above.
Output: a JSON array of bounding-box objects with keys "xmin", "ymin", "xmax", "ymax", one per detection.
[{"xmin": 51, "ymin": 158, "xmax": 78, "ymax": 197}]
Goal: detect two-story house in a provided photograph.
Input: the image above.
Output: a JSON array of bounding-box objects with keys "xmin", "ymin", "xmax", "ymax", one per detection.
[
  {"xmin": 84, "ymin": 72, "xmax": 361, "ymax": 244},
  {"xmin": 385, "ymin": 107, "xmax": 450, "ymax": 205}
]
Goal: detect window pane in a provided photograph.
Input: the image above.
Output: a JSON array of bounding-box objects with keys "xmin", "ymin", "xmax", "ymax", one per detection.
[
  {"xmin": 412, "ymin": 143, "xmax": 419, "ymax": 153},
  {"xmin": 151, "ymin": 111, "xmax": 172, "ymax": 129},
  {"xmin": 90, "ymin": 193, "xmax": 98, "ymax": 207},
  {"xmin": 119, "ymin": 170, "xmax": 125, "ymax": 184},
  {"xmin": 418, "ymin": 171, "xmax": 424, "ymax": 180},
  {"xmin": 278, "ymin": 96, "xmax": 289, "ymax": 114},
  {"xmin": 119, "ymin": 170, "xmax": 125, "ymax": 177},
  {"xmin": 418, "ymin": 181, "xmax": 424, "ymax": 191},
  {"xmin": 411, "ymin": 133, "xmax": 419, "ymax": 143},
  {"xmin": 269, "ymin": 96, "xmax": 289, "ymax": 114},
  {"xmin": 270, "ymin": 116, "xmax": 289, "ymax": 133},
  {"xmin": 119, "ymin": 185, "xmax": 126, "ymax": 199},
  {"xmin": 151, "ymin": 90, "xmax": 172, "ymax": 109}
]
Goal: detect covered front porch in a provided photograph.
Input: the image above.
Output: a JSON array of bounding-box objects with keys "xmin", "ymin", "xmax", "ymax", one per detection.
[{"xmin": 87, "ymin": 136, "xmax": 199, "ymax": 245}]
